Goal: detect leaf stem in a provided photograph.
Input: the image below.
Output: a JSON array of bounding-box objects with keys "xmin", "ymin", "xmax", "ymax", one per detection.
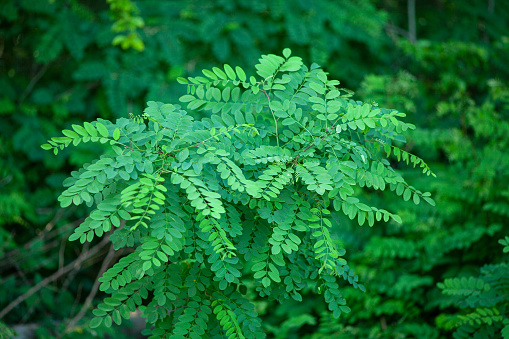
[{"xmin": 261, "ymin": 89, "xmax": 280, "ymax": 147}]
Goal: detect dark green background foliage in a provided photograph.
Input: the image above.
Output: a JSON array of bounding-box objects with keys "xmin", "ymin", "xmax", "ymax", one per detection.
[{"xmin": 1, "ymin": 0, "xmax": 508, "ymax": 338}]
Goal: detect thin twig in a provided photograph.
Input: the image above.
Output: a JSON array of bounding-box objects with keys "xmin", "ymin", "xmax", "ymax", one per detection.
[
  {"xmin": 61, "ymin": 242, "xmax": 90, "ymax": 292},
  {"xmin": 407, "ymin": 0, "xmax": 416, "ymax": 43},
  {"xmin": 261, "ymin": 89, "xmax": 280, "ymax": 147},
  {"xmin": 0, "ymin": 237, "xmax": 110, "ymax": 319},
  {"xmin": 19, "ymin": 63, "xmax": 50, "ymax": 104},
  {"xmin": 58, "ymin": 237, "xmax": 66, "ymax": 273},
  {"xmin": 63, "ymin": 244, "xmax": 118, "ymax": 334},
  {"xmin": 7, "ymin": 259, "xmax": 29, "ymax": 285},
  {"xmin": 288, "ymin": 116, "xmax": 343, "ymax": 167},
  {"xmin": 384, "ymin": 23, "xmax": 410, "ymax": 41},
  {"xmin": 1, "ymin": 209, "xmax": 72, "ymax": 262}
]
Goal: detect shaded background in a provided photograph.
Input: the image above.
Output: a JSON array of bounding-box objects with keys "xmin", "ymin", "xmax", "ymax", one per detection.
[{"xmin": 1, "ymin": 0, "xmax": 509, "ymax": 338}]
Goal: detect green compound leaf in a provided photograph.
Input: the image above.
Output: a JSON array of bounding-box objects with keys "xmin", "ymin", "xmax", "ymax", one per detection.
[{"xmin": 43, "ymin": 49, "xmax": 434, "ymax": 337}]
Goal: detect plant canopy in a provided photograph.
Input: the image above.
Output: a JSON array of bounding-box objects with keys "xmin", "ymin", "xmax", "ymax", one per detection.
[{"xmin": 42, "ymin": 49, "xmax": 434, "ymax": 338}]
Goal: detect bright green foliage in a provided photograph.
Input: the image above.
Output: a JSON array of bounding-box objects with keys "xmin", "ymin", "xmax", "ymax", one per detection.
[
  {"xmin": 436, "ymin": 239, "xmax": 509, "ymax": 338},
  {"xmin": 500, "ymin": 237, "xmax": 509, "ymax": 254},
  {"xmin": 0, "ymin": 2, "xmax": 393, "ymax": 334},
  {"xmin": 5, "ymin": 0, "xmax": 509, "ymax": 337},
  {"xmin": 108, "ymin": 0, "xmax": 145, "ymax": 51},
  {"xmin": 300, "ymin": 35, "xmax": 509, "ymax": 338},
  {"xmin": 43, "ymin": 50, "xmax": 433, "ymax": 336},
  {"xmin": 0, "ymin": 0, "xmax": 388, "ymax": 237},
  {"xmin": 0, "ymin": 322, "xmax": 16, "ymax": 339}
]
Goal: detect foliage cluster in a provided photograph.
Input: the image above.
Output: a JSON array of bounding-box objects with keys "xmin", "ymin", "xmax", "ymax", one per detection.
[
  {"xmin": 2, "ymin": 0, "xmax": 509, "ymax": 338},
  {"xmin": 290, "ymin": 26, "xmax": 509, "ymax": 339},
  {"xmin": 0, "ymin": 1, "xmax": 390, "ymax": 336},
  {"xmin": 0, "ymin": 0, "xmax": 389, "ymax": 254},
  {"xmin": 41, "ymin": 48, "xmax": 433, "ymax": 337}
]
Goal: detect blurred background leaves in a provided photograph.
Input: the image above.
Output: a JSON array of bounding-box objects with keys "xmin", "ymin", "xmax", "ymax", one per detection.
[{"xmin": 1, "ymin": 0, "xmax": 509, "ymax": 337}]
